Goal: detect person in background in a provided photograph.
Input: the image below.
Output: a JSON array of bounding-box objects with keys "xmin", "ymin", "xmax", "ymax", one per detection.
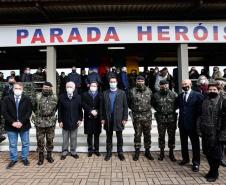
[
  {"xmin": 58, "ymin": 81, "xmax": 83, "ymax": 160},
  {"xmin": 80, "ymin": 69, "xmax": 88, "ymax": 94},
  {"xmin": 82, "ymin": 81, "xmax": 102, "ymax": 157},
  {"xmin": 21, "ymin": 67, "xmax": 32, "ymax": 82},
  {"xmin": 2, "ymin": 82, "xmax": 32, "ymax": 169},
  {"xmin": 67, "ymin": 66, "xmax": 81, "ymax": 89},
  {"xmin": 2, "ymin": 77, "xmax": 16, "ymax": 99},
  {"xmin": 118, "ymin": 67, "xmax": 129, "ymax": 97},
  {"xmin": 155, "ymin": 67, "xmax": 173, "ymax": 91},
  {"xmin": 100, "ymin": 75, "xmax": 128, "ymax": 161},
  {"xmin": 223, "ymin": 68, "xmax": 226, "ymax": 78},
  {"xmin": 189, "ymin": 67, "xmax": 200, "ymax": 79},
  {"xmin": 212, "ymin": 66, "xmax": 222, "ymax": 80},
  {"xmin": 86, "ymin": 68, "xmax": 102, "ymax": 87},
  {"xmin": 128, "ymin": 69, "xmax": 137, "ymax": 88},
  {"xmin": 195, "ymin": 75, "xmax": 209, "ymax": 97},
  {"xmin": 59, "ymin": 72, "xmax": 68, "ymax": 95},
  {"xmin": 0, "ymin": 72, "xmax": 5, "ymax": 82}
]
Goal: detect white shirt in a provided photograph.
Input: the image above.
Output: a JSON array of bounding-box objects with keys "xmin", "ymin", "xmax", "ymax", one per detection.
[
  {"xmin": 183, "ymin": 89, "xmax": 191, "ymax": 102},
  {"xmin": 14, "ymin": 95, "xmax": 21, "ymax": 103}
]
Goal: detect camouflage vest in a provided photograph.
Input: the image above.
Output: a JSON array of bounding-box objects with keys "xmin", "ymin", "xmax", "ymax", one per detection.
[
  {"xmin": 130, "ymin": 86, "xmax": 152, "ymax": 121},
  {"xmin": 33, "ymin": 93, "xmax": 58, "ymax": 128},
  {"xmin": 154, "ymin": 90, "xmax": 178, "ymax": 123}
]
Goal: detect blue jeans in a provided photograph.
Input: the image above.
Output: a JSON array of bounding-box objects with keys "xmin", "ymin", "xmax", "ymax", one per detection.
[{"xmin": 7, "ymin": 131, "xmax": 30, "ymax": 161}]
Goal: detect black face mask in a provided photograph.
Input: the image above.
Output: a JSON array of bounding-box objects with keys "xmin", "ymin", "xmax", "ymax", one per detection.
[
  {"xmin": 72, "ymin": 70, "xmax": 76, "ymax": 73},
  {"xmin": 136, "ymin": 83, "xmax": 145, "ymax": 91},
  {"xmin": 160, "ymin": 89, "xmax": 168, "ymax": 95},
  {"xmin": 42, "ymin": 89, "xmax": 52, "ymax": 96},
  {"xmin": 182, "ymin": 86, "xmax": 190, "ymax": 92},
  {"xmin": 208, "ymin": 92, "xmax": 218, "ymax": 98}
]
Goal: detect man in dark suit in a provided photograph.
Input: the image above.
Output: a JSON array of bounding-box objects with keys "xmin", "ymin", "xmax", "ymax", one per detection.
[
  {"xmin": 2, "ymin": 82, "xmax": 32, "ymax": 169},
  {"xmin": 58, "ymin": 81, "xmax": 83, "ymax": 160},
  {"xmin": 177, "ymin": 79, "xmax": 203, "ymax": 172},
  {"xmin": 100, "ymin": 75, "xmax": 128, "ymax": 161}
]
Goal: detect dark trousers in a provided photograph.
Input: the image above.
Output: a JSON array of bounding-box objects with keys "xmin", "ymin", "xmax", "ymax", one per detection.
[
  {"xmin": 207, "ymin": 155, "xmax": 220, "ymax": 176},
  {"xmin": 106, "ymin": 130, "xmax": 123, "ymax": 153},
  {"xmin": 179, "ymin": 128, "xmax": 200, "ymax": 165},
  {"xmin": 87, "ymin": 134, "xmax": 100, "ymax": 152}
]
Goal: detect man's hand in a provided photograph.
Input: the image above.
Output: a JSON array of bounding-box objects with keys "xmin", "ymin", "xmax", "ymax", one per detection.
[
  {"xmin": 122, "ymin": 120, "xmax": 127, "ymax": 126},
  {"xmin": 91, "ymin": 110, "xmax": 98, "ymax": 116},
  {"xmin": 12, "ymin": 122, "xmax": 18, "ymax": 128},
  {"xmin": 59, "ymin": 122, "xmax": 63, "ymax": 128},
  {"xmin": 77, "ymin": 121, "xmax": 82, "ymax": 127},
  {"xmin": 12, "ymin": 122, "xmax": 23, "ymax": 128}
]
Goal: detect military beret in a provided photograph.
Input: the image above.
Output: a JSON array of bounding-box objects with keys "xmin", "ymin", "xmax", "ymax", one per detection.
[
  {"xmin": 90, "ymin": 80, "xmax": 98, "ymax": 84},
  {"xmin": 136, "ymin": 75, "xmax": 145, "ymax": 81},
  {"xmin": 43, "ymin": 81, "xmax": 53, "ymax": 87},
  {"xmin": 159, "ymin": 80, "xmax": 169, "ymax": 85}
]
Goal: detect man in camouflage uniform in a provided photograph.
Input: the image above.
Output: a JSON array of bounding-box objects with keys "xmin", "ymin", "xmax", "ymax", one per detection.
[
  {"xmin": 128, "ymin": 75, "xmax": 154, "ymax": 161},
  {"xmin": 152, "ymin": 80, "xmax": 178, "ymax": 161},
  {"xmin": 32, "ymin": 82, "xmax": 58, "ymax": 165}
]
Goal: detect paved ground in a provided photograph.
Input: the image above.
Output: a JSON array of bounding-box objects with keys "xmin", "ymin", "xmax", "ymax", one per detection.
[{"xmin": 0, "ymin": 151, "xmax": 226, "ymax": 185}]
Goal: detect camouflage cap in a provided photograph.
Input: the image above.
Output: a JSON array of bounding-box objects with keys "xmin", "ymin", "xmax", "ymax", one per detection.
[
  {"xmin": 136, "ymin": 75, "xmax": 145, "ymax": 81},
  {"xmin": 159, "ymin": 79, "xmax": 169, "ymax": 85},
  {"xmin": 43, "ymin": 81, "xmax": 53, "ymax": 87}
]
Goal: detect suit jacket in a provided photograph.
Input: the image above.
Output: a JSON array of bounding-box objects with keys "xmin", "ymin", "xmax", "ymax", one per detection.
[
  {"xmin": 100, "ymin": 89, "xmax": 128, "ymax": 131},
  {"xmin": 58, "ymin": 92, "xmax": 83, "ymax": 130},
  {"xmin": 82, "ymin": 91, "xmax": 102, "ymax": 134},
  {"xmin": 178, "ymin": 90, "xmax": 203, "ymax": 131},
  {"xmin": 2, "ymin": 94, "xmax": 32, "ymax": 132}
]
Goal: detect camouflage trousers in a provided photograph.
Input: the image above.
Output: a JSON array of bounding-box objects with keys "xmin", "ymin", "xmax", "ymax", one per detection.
[
  {"xmin": 157, "ymin": 121, "xmax": 176, "ymax": 150},
  {"xmin": 133, "ymin": 120, "xmax": 152, "ymax": 149},
  {"xmin": 36, "ymin": 126, "xmax": 55, "ymax": 153}
]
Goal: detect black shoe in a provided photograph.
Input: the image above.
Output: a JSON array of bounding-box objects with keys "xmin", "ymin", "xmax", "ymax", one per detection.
[
  {"xmin": 0, "ymin": 135, "xmax": 6, "ymax": 143},
  {"xmin": 204, "ymin": 171, "xmax": 212, "ymax": 179},
  {"xmin": 94, "ymin": 151, "xmax": 101, "ymax": 157},
  {"xmin": 104, "ymin": 152, "xmax": 112, "ymax": 161},
  {"xmin": 145, "ymin": 150, "xmax": 154, "ymax": 160},
  {"xmin": 71, "ymin": 154, "xmax": 79, "ymax": 159},
  {"xmin": 158, "ymin": 150, "xmax": 164, "ymax": 161},
  {"xmin": 60, "ymin": 155, "xmax": 67, "ymax": 160},
  {"xmin": 206, "ymin": 173, "xmax": 219, "ymax": 182},
  {"xmin": 133, "ymin": 149, "xmax": 140, "ymax": 161},
  {"xmin": 169, "ymin": 150, "xmax": 176, "ymax": 162},
  {"xmin": 88, "ymin": 151, "xmax": 92, "ymax": 157},
  {"xmin": 192, "ymin": 164, "xmax": 199, "ymax": 172},
  {"xmin": 47, "ymin": 152, "xmax": 54, "ymax": 163},
  {"xmin": 6, "ymin": 161, "xmax": 17, "ymax": 169},
  {"xmin": 179, "ymin": 160, "xmax": 189, "ymax": 166},
  {"xmin": 220, "ymin": 160, "xmax": 226, "ymax": 167},
  {"xmin": 22, "ymin": 159, "xmax": 30, "ymax": 166},
  {"xmin": 118, "ymin": 153, "xmax": 125, "ymax": 161},
  {"xmin": 37, "ymin": 152, "xmax": 44, "ymax": 165}
]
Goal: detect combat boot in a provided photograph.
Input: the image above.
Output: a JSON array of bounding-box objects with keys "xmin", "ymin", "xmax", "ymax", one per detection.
[
  {"xmin": 47, "ymin": 151, "xmax": 54, "ymax": 163},
  {"xmin": 133, "ymin": 148, "xmax": 140, "ymax": 161},
  {"xmin": 158, "ymin": 149, "xmax": 164, "ymax": 161},
  {"xmin": 145, "ymin": 149, "xmax": 154, "ymax": 160},
  {"xmin": 169, "ymin": 149, "xmax": 176, "ymax": 162},
  {"xmin": 37, "ymin": 152, "xmax": 44, "ymax": 165}
]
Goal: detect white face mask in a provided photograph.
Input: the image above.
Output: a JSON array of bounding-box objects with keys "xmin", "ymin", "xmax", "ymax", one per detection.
[
  {"xmin": 110, "ymin": 82, "xmax": 117, "ymax": 90},
  {"xmin": 14, "ymin": 89, "xmax": 22, "ymax": 97},
  {"xmin": 90, "ymin": 86, "xmax": 97, "ymax": 92},
  {"xmin": 66, "ymin": 87, "xmax": 74, "ymax": 94}
]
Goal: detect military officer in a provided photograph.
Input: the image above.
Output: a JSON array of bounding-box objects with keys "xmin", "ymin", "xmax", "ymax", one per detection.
[
  {"xmin": 128, "ymin": 75, "xmax": 154, "ymax": 161},
  {"xmin": 152, "ymin": 80, "xmax": 178, "ymax": 161},
  {"xmin": 33, "ymin": 82, "xmax": 58, "ymax": 165}
]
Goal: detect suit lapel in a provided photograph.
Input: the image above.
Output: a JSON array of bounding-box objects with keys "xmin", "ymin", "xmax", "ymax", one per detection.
[{"xmin": 186, "ymin": 90, "xmax": 193, "ymax": 104}]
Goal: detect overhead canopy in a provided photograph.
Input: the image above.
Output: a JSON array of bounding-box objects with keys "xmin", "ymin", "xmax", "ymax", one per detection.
[{"xmin": 0, "ymin": 0, "xmax": 226, "ymax": 24}]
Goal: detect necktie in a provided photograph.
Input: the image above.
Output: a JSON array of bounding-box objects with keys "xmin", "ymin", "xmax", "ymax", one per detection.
[
  {"xmin": 183, "ymin": 92, "xmax": 187, "ymax": 103},
  {"xmin": 15, "ymin": 97, "xmax": 19, "ymax": 121}
]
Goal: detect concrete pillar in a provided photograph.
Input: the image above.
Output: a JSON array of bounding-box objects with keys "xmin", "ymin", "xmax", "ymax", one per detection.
[
  {"xmin": 46, "ymin": 46, "xmax": 57, "ymax": 94},
  {"xmin": 177, "ymin": 44, "xmax": 189, "ymax": 93}
]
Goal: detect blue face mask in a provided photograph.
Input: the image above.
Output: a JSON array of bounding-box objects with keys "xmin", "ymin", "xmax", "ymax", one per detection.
[{"xmin": 110, "ymin": 82, "xmax": 117, "ymax": 90}]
